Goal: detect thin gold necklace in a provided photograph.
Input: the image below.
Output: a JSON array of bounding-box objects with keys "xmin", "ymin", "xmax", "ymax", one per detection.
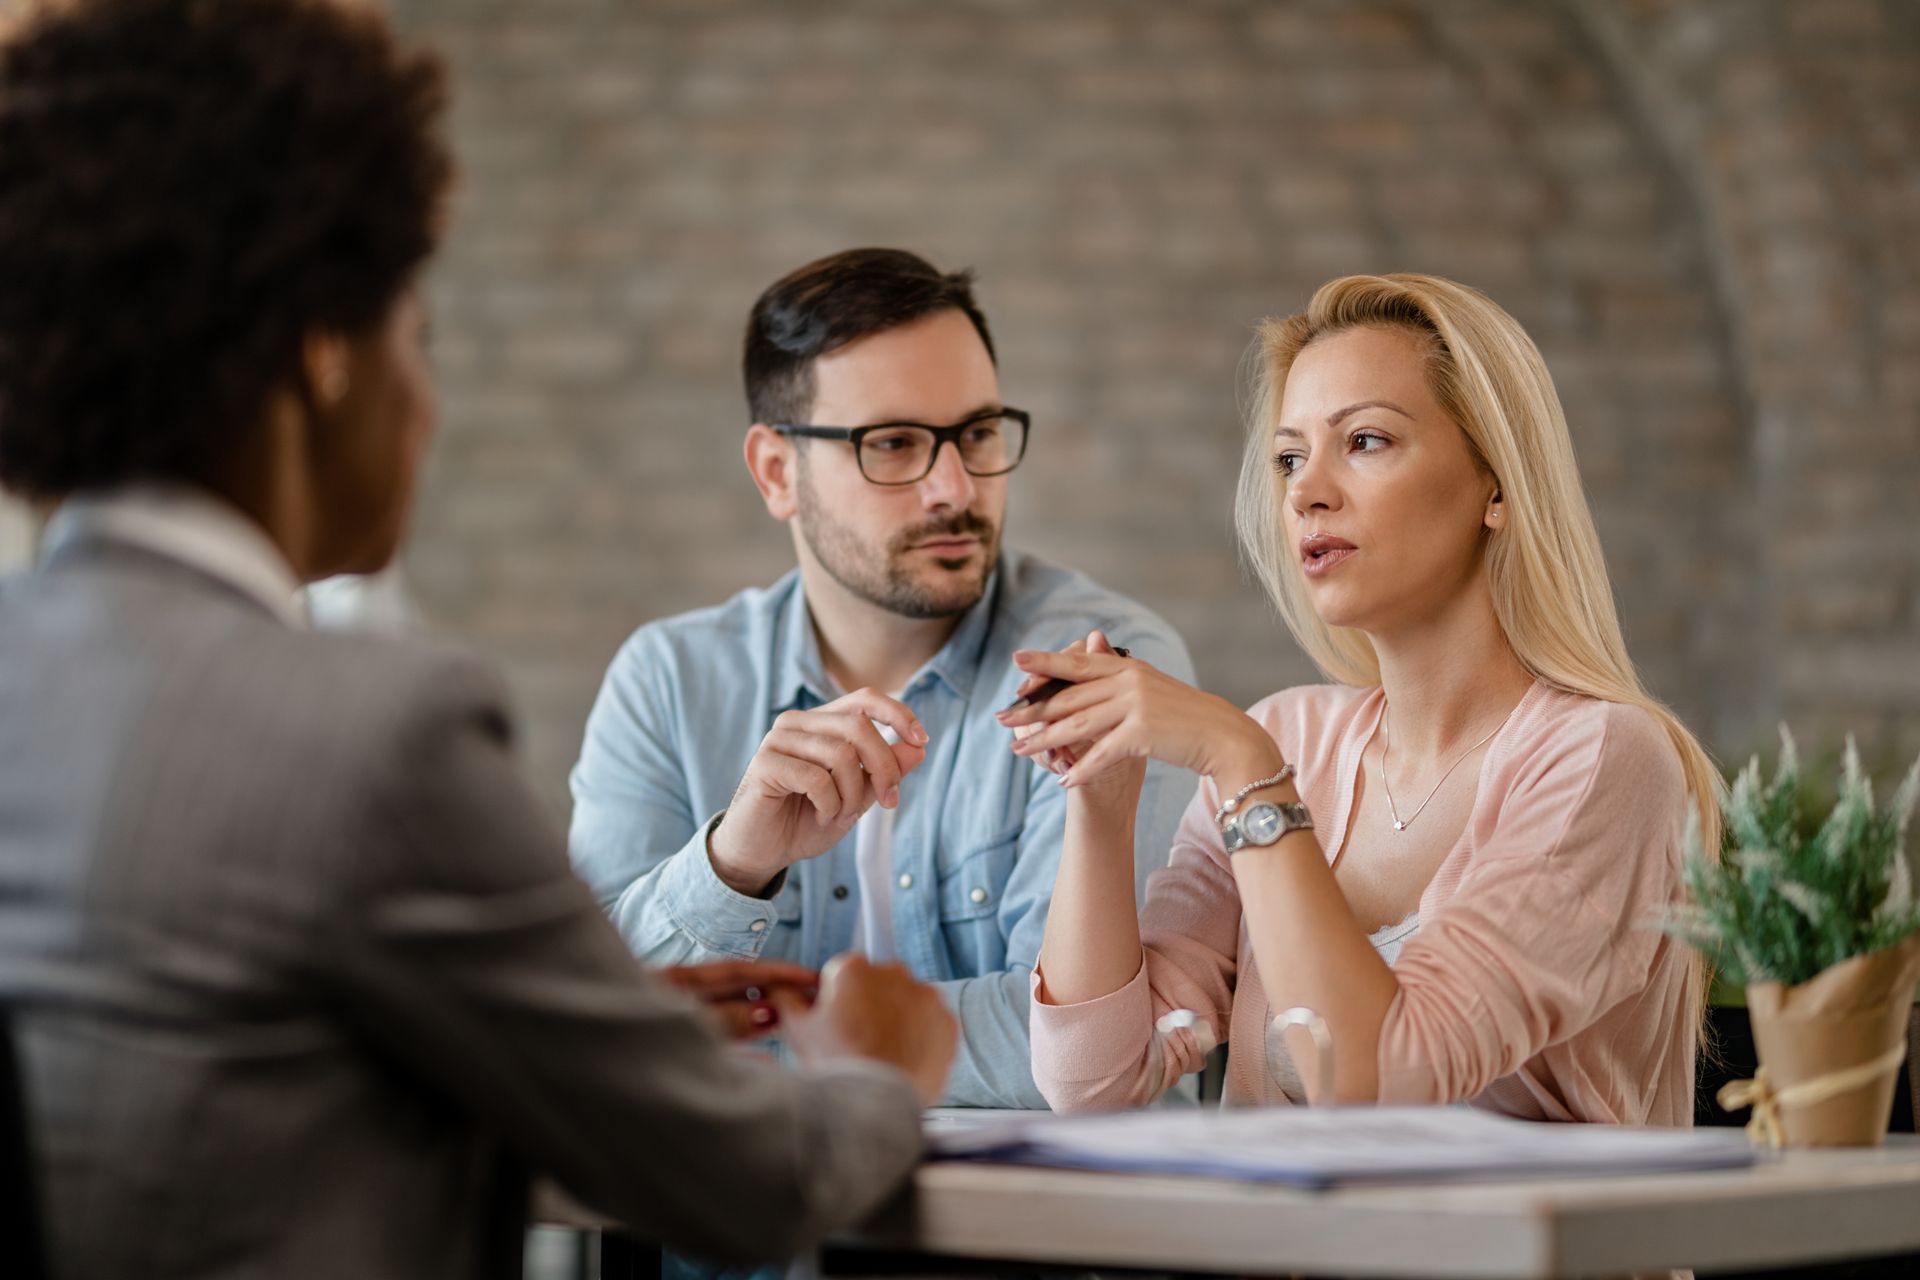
[{"xmin": 1377, "ymin": 703, "xmax": 1517, "ymax": 832}]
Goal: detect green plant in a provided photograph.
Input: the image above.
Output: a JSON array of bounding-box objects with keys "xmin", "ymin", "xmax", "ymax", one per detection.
[{"xmin": 1662, "ymin": 729, "xmax": 1920, "ymax": 988}]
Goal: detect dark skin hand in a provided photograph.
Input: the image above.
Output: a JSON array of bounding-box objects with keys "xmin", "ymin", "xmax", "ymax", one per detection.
[{"xmin": 658, "ymin": 960, "xmax": 820, "ymax": 1040}]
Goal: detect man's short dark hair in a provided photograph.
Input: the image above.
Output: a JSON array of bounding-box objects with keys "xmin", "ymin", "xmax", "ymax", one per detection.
[
  {"xmin": 0, "ymin": 0, "xmax": 452, "ymax": 499},
  {"xmin": 743, "ymin": 248, "xmax": 997, "ymax": 426}
]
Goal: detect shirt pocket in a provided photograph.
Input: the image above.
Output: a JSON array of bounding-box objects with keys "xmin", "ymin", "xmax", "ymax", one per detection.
[{"xmin": 936, "ymin": 825, "xmax": 1020, "ymax": 975}]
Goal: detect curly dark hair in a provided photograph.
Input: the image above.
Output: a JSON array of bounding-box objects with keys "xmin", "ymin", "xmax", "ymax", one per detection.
[{"xmin": 0, "ymin": 0, "xmax": 452, "ymax": 498}]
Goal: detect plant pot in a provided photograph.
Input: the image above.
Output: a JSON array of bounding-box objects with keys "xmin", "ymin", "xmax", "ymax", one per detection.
[{"xmin": 1741, "ymin": 933, "xmax": 1920, "ymax": 1147}]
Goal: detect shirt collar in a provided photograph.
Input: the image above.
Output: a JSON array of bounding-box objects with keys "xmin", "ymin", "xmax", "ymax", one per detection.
[
  {"xmin": 40, "ymin": 483, "xmax": 308, "ymax": 628},
  {"xmin": 769, "ymin": 561, "xmax": 1004, "ymax": 712}
]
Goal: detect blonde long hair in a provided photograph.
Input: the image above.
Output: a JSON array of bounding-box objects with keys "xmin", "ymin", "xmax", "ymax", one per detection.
[{"xmin": 1233, "ymin": 273, "xmax": 1722, "ymax": 850}]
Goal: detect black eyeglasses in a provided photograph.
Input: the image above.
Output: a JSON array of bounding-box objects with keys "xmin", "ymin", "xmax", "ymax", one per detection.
[{"xmin": 772, "ymin": 408, "xmax": 1031, "ymax": 486}]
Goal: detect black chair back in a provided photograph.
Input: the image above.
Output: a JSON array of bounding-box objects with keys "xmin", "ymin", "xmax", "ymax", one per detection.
[{"xmin": 0, "ymin": 1006, "xmax": 49, "ymax": 1280}]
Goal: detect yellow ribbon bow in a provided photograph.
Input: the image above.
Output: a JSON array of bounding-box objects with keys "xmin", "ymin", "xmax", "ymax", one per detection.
[{"xmin": 1717, "ymin": 1041, "xmax": 1909, "ymax": 1148}]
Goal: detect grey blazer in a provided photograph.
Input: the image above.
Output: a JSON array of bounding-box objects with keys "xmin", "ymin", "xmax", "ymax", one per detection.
[{"xmin": 0, "ymin": 532, "xmax": 924, "ymax": 1279}]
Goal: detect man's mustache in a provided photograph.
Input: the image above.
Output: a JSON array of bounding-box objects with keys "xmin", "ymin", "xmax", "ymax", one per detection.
[{"xmin": 890, "ymin": 513, "xmax": 996, "ymax": 554}]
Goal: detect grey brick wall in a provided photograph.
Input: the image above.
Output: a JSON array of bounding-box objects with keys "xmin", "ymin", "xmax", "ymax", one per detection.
[{"xmin": 233, "ymin": 1, "xmax": 1920, "ymax": 809}]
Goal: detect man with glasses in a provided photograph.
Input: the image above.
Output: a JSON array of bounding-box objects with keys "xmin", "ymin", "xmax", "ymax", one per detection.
[{"xmin": 569, "ymin": 248, "xmax": 1193, "ymax": 1108}]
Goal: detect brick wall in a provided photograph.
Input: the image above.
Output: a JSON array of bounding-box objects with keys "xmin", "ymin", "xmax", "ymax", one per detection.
[{"xmin": 110, "ymin": 0, "xmax": 1920, "ymax": 811}]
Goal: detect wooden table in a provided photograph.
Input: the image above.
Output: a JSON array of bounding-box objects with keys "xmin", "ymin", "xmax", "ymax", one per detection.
[{"xmin": 822, "ymin": 1136, "xmax": 1920, "ymax": 1278}]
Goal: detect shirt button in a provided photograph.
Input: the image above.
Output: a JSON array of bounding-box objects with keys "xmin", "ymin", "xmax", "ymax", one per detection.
[
  {"xmin": 832, "ymin": 885, "xmax": 850, "ymax": 900},
  {"xmin": 969, "ymin": 887, "xmax": 988, "ymax": 904},
  {"xmin": 748, "ymin": 919, "xmax": 768, "ymax": 933},
  {"xmin": 898, "ymin": 873, "xmax": 914, "ymax": 890}
]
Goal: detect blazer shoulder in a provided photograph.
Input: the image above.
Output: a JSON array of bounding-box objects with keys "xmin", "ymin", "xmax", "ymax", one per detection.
[{"xmin": 268, "ymin": 631, "xmax": 518, "ymax": 771}]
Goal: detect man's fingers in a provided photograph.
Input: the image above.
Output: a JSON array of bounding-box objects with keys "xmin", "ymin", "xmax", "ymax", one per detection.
[
  {"xmin": 770, "ymin": 728, "xmax": 869, "ymax": 817},
  {"xmin": 760, "ymin": 726, "xmax": 851, "ymax": 804},
  {"xmin": 825, "ymin": 713, "xmax": 906, "ymax": 805},
  {"xmin": 823, "ymin": 688, "xmax": 928, "ymax": 747},
  {"xmin": 888, "ymin": 737, "xmax": 926, "ymax": 782},
  {"xmin": 759, "ymin": 753, "xmax": 845, "ymax": 821},
  {"xmin": 774, "ymin": 710, "xmax": 917, "ymax": 810}
]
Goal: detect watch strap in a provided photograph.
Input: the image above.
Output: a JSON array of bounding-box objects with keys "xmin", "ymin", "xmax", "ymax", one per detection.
[{"xmin": 1222, "ymin": 800, "xmax": 1314, "ymax": 855}]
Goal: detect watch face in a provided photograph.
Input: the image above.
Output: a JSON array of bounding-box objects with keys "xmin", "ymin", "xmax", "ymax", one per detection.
[{"xmin": 1242, "ymin": 802, "xmax": 1284, "ymax": 844}]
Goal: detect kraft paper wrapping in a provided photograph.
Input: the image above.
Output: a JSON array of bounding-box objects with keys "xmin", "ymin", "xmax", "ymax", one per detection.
[{"xmin": 1743, "ymin": 932, "xmax": 1920, "ymax": 1147}]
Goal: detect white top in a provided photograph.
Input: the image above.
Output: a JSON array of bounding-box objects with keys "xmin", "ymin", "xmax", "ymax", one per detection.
[
  {"xmin": 849, "ymin": 717, "xmax": 903, "ymax": 961},
  {"xmin": 1266, "ymin": 910, "xmax": 1421, "ymax": 1105},
  {"xmin": 42, "ymin": 483, "xmax": 306, "ymax": 628}
]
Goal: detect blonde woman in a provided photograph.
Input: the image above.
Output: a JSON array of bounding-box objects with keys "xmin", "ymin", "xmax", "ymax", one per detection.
[{"xmin": 1000, "ymin": 274, "xmax": 1720, "ymax": 1120}]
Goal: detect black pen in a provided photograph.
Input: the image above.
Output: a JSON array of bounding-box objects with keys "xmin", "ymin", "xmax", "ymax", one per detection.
[{"xmin": 1001, "ymin": 647, "xmax": 1130, "ymax": 713}]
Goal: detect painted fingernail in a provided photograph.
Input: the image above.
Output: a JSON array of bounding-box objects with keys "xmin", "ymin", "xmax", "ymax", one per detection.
[
  {"xmin": 909, "ymin": 723, "xmax": 928, "ymax": 745},
  {"xmin": 886, "ymin": 787, "xmax": 900, "ymax": 807}
]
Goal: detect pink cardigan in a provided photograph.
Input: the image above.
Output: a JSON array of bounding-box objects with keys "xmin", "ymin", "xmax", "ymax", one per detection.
[{"xmin": 1031, "ymin": 681, "xmax": 1699, "ymax": 1124}]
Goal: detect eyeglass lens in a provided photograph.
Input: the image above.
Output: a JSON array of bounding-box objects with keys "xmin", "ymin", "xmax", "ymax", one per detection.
[{"xmin": 858, "ymin": 414, "xmax": 1026, "ymax": 484}]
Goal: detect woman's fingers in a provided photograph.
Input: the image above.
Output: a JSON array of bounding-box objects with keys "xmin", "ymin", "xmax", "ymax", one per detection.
[
  {"xmin": 706, "ymin": 997, "xmax": 781, "ymax": 1040},
  {"xmin": 998, "ymin": 677, "xmax": 1103, "ymax": 729},
  {"xmin": 660, "ymin": 960, "xmax": 819, "ymax": 999},
  {"xmin": 659, "ymin": 960, "xmax": 820, "ymax": 1040},
  {"xmin": 1061, "ymin": 731, "xmax": 1137, "ymax": 787},
  {"xmin": 1011, "ymin": 647, "xmax": 1102, "ymax": 680},
  {"xmin": 1011, "ymin": 698, "xmax": 1130, "ymax": 757}
]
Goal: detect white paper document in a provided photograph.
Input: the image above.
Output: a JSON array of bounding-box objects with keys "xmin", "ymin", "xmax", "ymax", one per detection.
[{"xmin": 930, "ymin": 1105, "xmax": 1755, "ymax": 1188}]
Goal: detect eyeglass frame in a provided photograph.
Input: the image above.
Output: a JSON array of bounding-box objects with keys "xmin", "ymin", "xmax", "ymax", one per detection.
[{"xmin": 769, "ymin": 407, "xmax": 1031, "ymax": 486}]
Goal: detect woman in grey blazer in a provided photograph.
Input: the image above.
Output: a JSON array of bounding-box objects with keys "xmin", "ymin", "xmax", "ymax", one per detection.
[{"xmin": 0, "ymin": 3, "xmax": 955, "ymax": 1277}]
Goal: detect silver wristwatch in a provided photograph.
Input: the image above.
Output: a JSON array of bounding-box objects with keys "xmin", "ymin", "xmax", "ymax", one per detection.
[{"xmin": 1221, "ymin": 799, "xmax": 1314, "ymax": 854}]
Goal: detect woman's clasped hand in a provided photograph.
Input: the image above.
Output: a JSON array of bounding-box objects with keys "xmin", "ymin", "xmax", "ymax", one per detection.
[{"xmin": 997, "ymin": 629, "xmax": 1287, "ymax": 795}]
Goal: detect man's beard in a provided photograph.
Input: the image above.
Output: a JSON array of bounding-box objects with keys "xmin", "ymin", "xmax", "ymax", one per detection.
[{"xmin": 795, "ymin": 471, "xmax": 1000, "ymax": 621}]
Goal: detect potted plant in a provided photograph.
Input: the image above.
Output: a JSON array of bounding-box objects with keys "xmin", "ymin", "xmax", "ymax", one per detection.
[{"xmin": 1663, "ymin": 731, "xmax": 1920, "ymax": 1147}]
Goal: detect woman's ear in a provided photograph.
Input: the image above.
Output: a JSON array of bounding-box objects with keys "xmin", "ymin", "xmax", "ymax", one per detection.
[
  {"xmin": 744, "ymin": 424, "xmax": 800, "ymax": 521},
  {"xmin": 301, "ymin": 331, "xmax": 353, "ymax": 409}
]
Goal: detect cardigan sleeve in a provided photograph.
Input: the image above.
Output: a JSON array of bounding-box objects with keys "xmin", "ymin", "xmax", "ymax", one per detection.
[{"xmin": 1030, "ymin": 777, "xmax": 1243, "ymax": 1111}]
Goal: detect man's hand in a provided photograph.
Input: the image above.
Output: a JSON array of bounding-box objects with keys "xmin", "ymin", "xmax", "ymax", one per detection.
[
  {"xmin": 657, "ymin": 959, "xmax": 820, "ymax": 1040},
  {"xmin": 708, "ymin": 689, "xmax": 928, "ymax": 896},
  {"xmin": 774, "ymin": 953, "xmax": 957, "ymax": 1106}
]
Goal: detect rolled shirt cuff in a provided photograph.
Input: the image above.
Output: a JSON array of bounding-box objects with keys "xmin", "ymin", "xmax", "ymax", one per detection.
[{"xmin": 646, "ymin": 811, "xmax": 789, "ymax": 959}]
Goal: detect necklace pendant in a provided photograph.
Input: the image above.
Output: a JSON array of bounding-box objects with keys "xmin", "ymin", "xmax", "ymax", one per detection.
[{"xmin": 1393, "ymin": 819, "xmax": 1407, "ymax": 831}]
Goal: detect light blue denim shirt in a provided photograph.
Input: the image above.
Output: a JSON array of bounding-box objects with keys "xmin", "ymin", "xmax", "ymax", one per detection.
[{"xmin": 568, "ymin": 549, "xmax": 1195, "ymax": 1108}]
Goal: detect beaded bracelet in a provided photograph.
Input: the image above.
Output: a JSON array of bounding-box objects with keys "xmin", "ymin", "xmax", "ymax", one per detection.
[{"xmin": 1212, "ymin": 763, "xmax": 1296, "ymax": 826}]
